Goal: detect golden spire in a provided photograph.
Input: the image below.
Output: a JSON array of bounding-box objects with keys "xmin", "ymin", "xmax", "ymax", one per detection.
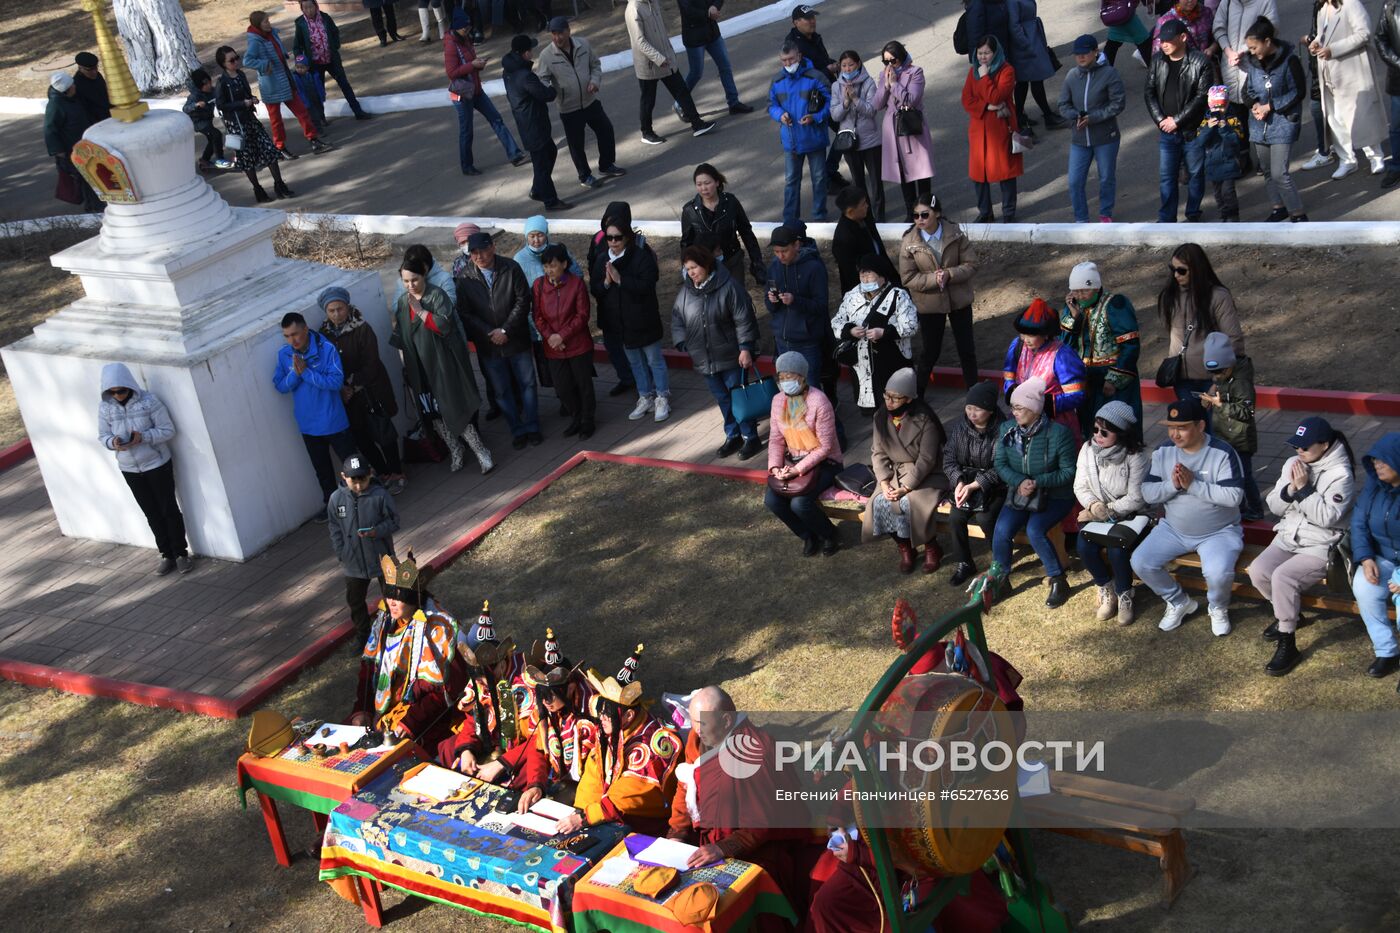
[{"xmin": 81, "ymin": 0, "xmax": 148, "ymax": 123}]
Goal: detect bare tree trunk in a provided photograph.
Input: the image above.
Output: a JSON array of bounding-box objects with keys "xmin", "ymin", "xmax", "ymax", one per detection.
[{"xmin": 112, "ymin": 0, "xmax": 200, "ymax": 94}]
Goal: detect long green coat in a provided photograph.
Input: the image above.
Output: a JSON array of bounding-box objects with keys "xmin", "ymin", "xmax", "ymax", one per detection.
[{"xmin": 391, "ymin": 285, "xmax": 480, "ymax": 437}]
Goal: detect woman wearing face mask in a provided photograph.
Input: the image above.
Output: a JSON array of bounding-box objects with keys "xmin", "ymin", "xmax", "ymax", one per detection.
[
  {"xmin": 1073, "ymin": 401, "xmax": 1150, "ymax": 625},
  {"xmin": 963, "ymin": 35, "xmax": 1022, "ymax": 223},
  {"xmin": 942, "ymin": 380, "xmax": 1006, "ymax": 585},
  {"xmin": 392, "ymin": 255, "xmax": 494, "ymax": 474},
  {"xmin": 830, "ymin": 254, "xmax": 918, "ymax": 414},
  {"xmin": 317, "ymin": 286, "xmax": 406, "ymax": 495},
  {"xmin": 989, "ymin": 376, "xmax": 1077, "ymax": 608},
  {"xmin": 1002, "ymin": 298, "xmax": 1087, "ymax": 445},
  {"xmin": 672, "ymin": 245, "xmax": 761, "ymax": 459},
  {"xmin": 873, "ymin": 40, "xmax": 936, "ymax": 222},
  {"xmin": 678, "ymin": 164, "xmax": 766, "ymax": 288},
  {"xmin": 830, "ymin": 50, "xmax": 885, "ymax": 222},
  {"xmin": 513, "ymin": 216, "xmax": 583, "ymax": 405},
  {"xmin": 864, "ymin": 368, "xmax": 948, "ymax": 574},
  {"xmin": 1247, "ymin": 417, "xmax": 1356, "ymax": 676},
  {"xmin": 765, "ymin": 351, "xmax": 844, "ymax": 556}
]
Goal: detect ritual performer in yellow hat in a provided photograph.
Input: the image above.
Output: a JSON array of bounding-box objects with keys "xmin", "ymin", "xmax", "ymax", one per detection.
[
  {"xmin": 553, "ymin": 646, "xmax": 680, "ymax": 837},
  {"xmin": 436, "ymin": 601, "xmax": 526, "ymax": 773},
  {"xmin": 349, "ymin": 553, "xmax": 465, "ymax": 751},
  {"xmin": 474, "ymin": 628, "xmax": 599, "ymax": 812}
]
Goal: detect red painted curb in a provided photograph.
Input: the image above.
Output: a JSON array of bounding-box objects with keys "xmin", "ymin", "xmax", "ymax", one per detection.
[
  {"xmin": 0, "ymin": 438, "xmax": 34, "ymax": 472},
  {"xmin": 0, "ymin": 657, "xmax": 241, "ymax": 717}
]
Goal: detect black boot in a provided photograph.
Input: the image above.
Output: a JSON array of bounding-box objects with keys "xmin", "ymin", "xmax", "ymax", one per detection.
[
  {"xmin": 253, "ymin": 183, "xmax": 272, "ymax": 203},
  {"xmin": 274, "ymin": 179, "xmax": 295, "ymax": 199},
  {"xmin": 1045, "ymin": 574, "xmax": 1070, "ymax": 609},
  {"xmin": 949, "ymin": 562, "xmax": 976, "ymax": 586},
  {"xmin": 1261, "ymin": 620, "xmax": 1280, "ymax": 640},
  {"xmin": 1265, "ymin": 632, "xmax": 1301, "ymax": 677}
]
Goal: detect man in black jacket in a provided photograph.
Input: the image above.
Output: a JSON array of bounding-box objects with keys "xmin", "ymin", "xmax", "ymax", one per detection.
[
  {"xmin": 786, "ymin": 5, "xmax": 848, "ymax": 189},
  {"xmin": 504, "ymin": 35, "xmax": 573, "ymax": 211},
  {"xmin": 831, "ymin": 186, "xmax": 891, "ymax": 295},
  {"xmin": 1376, "ymin": 0, "xmax": 1400, "ymax": 188},
  {"xmin": 1145, "ymin": 19, "xmax": 1213, "ymax": 222},
  {"xmin": 72, "ymin": 52, "xmax": 110, "ymax": 123},
  {"xmin": 676, "ymin": 0, "xmax": 753, "ymax": 115},
  {"xmin": 457, "ymin": 232, "xmax": 542, "ymax": 449}
]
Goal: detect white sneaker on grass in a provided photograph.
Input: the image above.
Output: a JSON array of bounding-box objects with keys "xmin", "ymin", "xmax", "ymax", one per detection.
[
  {"xmin": 629, "ymin": 396, "xmax": 654, "ymax": 420},
  {"xmin": 1300, "ymin": 151, "xmax": 1334, "ymax": 171},
  {"xmin": 1208, "ymin": 604, "xmax": 1232, "ymax": 636},
  {"xmin": 1158, "ymin": 597, "xmax": 1198, "ymax": 632},
  {"xmin": 653, "ymin": 396, "xmax": 671, "ymax": 422}
]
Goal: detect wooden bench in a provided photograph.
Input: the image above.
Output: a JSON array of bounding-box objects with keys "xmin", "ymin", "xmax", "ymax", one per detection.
[
  {"xmin": 1020, "ymin": 771, "xmax": 1196, "ymax": 905},
  {"xmin": 1168, "ymin": 546, "xmax": 1395, "ymax": 622},
  {"xmin": 821, "ymin": 497, "xmax": 1071, "ymax": 570}
]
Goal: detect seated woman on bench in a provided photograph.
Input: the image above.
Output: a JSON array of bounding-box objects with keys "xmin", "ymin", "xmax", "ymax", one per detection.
[
  {"xmin": 863, "ymin": 368, "xmax": 948, "ymax": 575},
  {"xmin": 1074, "ymin": 400, "xmax": 1150, "ymax": 626},
  {"xmin": 1351, "ymin": 432, "xmax": 1400, "ymax": 685},
  {"xmin": 1247, "ymin": 417, "xmax": 1356, "ymax": 677}
]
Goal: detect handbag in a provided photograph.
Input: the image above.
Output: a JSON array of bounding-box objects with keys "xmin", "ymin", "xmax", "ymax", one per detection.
[
  {"xmin": 835, "ymin": 463, "xmax": 877, "ymax": 497},
  {"xmin": 224, "ymin": 132, "xmax": 243, "ymax": 151},
  {"xmin": 55, "ymin": 167, "xmax": 82, "ymax": 205},
  {"xmin": 834, "ymin": 286, "xmax": 894, "ymax": 366},
  {"xmin": 1324, "ymin": 532, "xmax": 1354, "ymax": 594},
  {"xmin": 1154, "ymin": 322, "xmax": 1193, "ymax": 388},
  {"xmin": 1081, "ymin": 515, "xmax": 1153, "ymax": 549},
  {"xmin": 895, "ymin": 106, "xmax": 923, "ymax": 137},
  {"xmin": 1100, "ymin": 0, "xmax": 1137, "ymax": 29},
  {"xmin": 730, "ymin": 365, "xmax": 778, "ymax": 426},
  {"xmin": 767, "ymin": 459, "xmax": 825, "ymax": 499},
  {"xmin": 832, "ymin": 128, "xmax": 858, "ymax": 152},
  {"xmin": 449, "ymin": 44, "xmax": 477, "ymax": 98},
  {"xmin": 1010, "ymin": 130, "xmax": 1035, "ymax": 154}
]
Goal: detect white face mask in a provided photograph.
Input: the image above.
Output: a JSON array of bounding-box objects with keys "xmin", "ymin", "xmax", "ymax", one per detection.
[
  {"xmin": 779, "ymin": 379, "xmax": 803, "ymax": 396},
  {"xmin": 783, "ymin": 62, "xmax": 800, "ymax": 74},
  {"xmin": 859, "ymin": 280, "xmax": 881, "ymax": 293}
]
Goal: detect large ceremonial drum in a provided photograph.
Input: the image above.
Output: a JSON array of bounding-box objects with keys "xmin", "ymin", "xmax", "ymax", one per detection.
[{"xmin": 852, "ymin": 673, "xmax": 1017, "ymax": 877}]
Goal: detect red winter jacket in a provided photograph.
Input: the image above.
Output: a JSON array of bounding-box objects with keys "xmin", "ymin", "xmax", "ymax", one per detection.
[
  {"xmin": 444, "ymin": 32, "xmax": 485, "ymax": 96},
  {"xmin": 532, "ymin": 272, "xmax": 594, "ymax": 359}
]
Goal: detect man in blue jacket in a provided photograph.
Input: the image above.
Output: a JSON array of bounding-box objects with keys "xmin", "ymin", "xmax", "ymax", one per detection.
[
  {"xmin": 1352, "ymin": 433, "xmax": 1400, "ymax": 680},
  {"xmin": 274, "ymin": 311, "xmax": 355, "ymax": 514},
  {"xmin": 768, "ymin": 42, "xmax": 831, "ymax": 225}
]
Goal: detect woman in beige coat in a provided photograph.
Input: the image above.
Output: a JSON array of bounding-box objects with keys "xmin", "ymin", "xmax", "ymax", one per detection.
[
  {"xmin": 1311, "ymin": 0, "xmax": 1389, "ymax": 177},
  {"xmin": 863, "ymin": 368, "xmax": 949, "ymax": 574},
  {"xmin": 896, "ymin": 195, "xmax": 979, "ymax": 397},
  {"xmin": 625, "ymin": 0, "xmax": 714, "ymax": 142}
]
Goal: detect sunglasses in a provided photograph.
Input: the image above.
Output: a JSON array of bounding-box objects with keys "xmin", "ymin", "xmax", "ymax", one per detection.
[
  {"xmin": 1170, "ymin": 265, "xmax": 1189, "ymax": 276},
  {"xmin": 913, "ymin": 211, "xmax": 933, "ymax": 219},
  {"xmin": 1093, "ymin": 425, "xmax": 1116, "ymax": 437},
  {"xmin": 604, "ymin": 234, "xmax": 625, "ymax": 242},
  {"xmin": 882, "ymin": 58, "xmax": 898, "ymax": 65}
]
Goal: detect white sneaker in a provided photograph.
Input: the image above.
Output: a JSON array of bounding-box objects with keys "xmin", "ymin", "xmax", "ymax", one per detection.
[
  {"xmin": 1132, "ymin": 48, "xmax": 1147, "ymax": 68},
  {"xmin": 1368, "ymin": 152, "xmax": 1387, "ymax": 175},
  {"xmin": 1331, "ymin": 159, "xmax": 1358, "ymax": 180},
  {"xmin": 653, "ymin": 396, "xmax": 671, "ymax": 422},
  {"xmin": 1158, "ymin": 597, "xmax": 1198, "ymax": 632},
  {"xmin": 628, "ymin": 396, "xmax": 654, "ymax": 421},
  {"xmin": 1208, "ymin": 605, "xmax": 1232, "ymax": 636},
  {"xmin": 1300, "ymin": 151, "xmax": 1334, "ymax": 171}
]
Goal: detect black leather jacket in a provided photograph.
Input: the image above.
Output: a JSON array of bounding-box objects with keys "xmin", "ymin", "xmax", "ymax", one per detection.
[
  {"xmin": 1144, "ymin": 48, "xmax": 1214, "ymax": 138},
  {"xmin": 1377, "ymin": 0, "xmax": 1400, "ymax": 97}
]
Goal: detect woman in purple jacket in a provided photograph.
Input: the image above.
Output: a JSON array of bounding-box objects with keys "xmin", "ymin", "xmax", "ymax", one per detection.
[{"xmin": 873, "ymin": 41, "xmax": 935, "ymax": 222}]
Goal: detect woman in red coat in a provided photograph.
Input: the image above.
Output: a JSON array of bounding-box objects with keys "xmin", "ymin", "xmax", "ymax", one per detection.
[
  {"xmin": 961, "ymin": 35, "xmax": 1023, "ymax": 223},
  {"xmin": 532, "ymin": 244, "xmax": 596, "ymax": 439}
]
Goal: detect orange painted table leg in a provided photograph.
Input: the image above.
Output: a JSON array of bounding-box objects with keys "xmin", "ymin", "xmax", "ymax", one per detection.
[
  {"xmin": 256, "ymin": 791, "xmax": 294, "ymax": 868},
  {"xmin": 356, "ymin": 875, "xmax": 385, "ymax": 927}
]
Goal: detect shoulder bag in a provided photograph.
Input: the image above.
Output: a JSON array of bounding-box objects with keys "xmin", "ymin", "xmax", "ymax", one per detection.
[
  {"xmin": 895, "ymin": 105, "xmax": 923, "ymax": 137},
  {"xmin": 1324, "ymin": 532, "xmax": 1354, "ymax": 594},
  {"xmin": 832, "ymin": 128, "xmax": 858, "ymax": 152},
  {"xmin": 449, "ymin": 43, "xmax": 477, "ymax": 98},
  {"xmin": 1100, "ymin": 0, "xmax": 1137, "ymax": 29},
  {"xmin": 767, "ymin": 458, "xmax": 826, "ymax": 498},
  {"xmin": 835, "ymin": 463, "xmax": 878, "ymax": 497},
  {"xmin": 55, "ymin": 166, "xmax": 82, "ymax": 204},
  {"xmin": 730, "ymin": 365, "xmax": 778, "ymax": 426},
  {"xmin": 833, "ymin": 285, "xmax": 893, "ymax": 366},
  {"xmin": 1154, "ymin": 321, "xmax": 1193, "ymax": 388},
  {"xmin": 1082, "ymin": 514, "xmax": 1154, "ymax": 549}
]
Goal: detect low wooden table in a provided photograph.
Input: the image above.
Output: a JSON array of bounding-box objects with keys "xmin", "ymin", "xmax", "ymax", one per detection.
[
  {"xmin": 319, "ymin": 759, "xmax": 625, "ymax": 930},
  {"xmin": 237, "ymin": 739, "xmax": 419, "ymax": 868},
  {"xmin": 572, "ymin": 837, "xmax": 797, "ymax": 933}
]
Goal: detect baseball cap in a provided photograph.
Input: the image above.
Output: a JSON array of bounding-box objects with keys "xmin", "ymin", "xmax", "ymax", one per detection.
[
  {"xmin": 547, "ymin": 15, "xmax": 569, "ymax": 32},
  {"xmin": 1287, "ymin": 416, "xmax": 1334, "ymax": 449},
  {"xmin": 342, "ymin": 454, "xmax": 371, "ymax": 478},
  {"xmin": 1158, "ymin": 19, "xmax": 1188, "ymax": 42},
  {"xmin": 466, "ymin": 231, "xmax": 494, "ymax": 251},
  {"xmin": 1162, "ymin": 398, "xmax": 1207, "ymax": 425},
  {"xmin": 769, "ymin": 226, "xmax": 797, "ymax": 247},
  {"xmin": 1072, "ymin": 34, "xmax": 1098, "ymax": 55},
  {"xmin": 791, "ymin": 5, "xmax": 818, "ymax": 20}
]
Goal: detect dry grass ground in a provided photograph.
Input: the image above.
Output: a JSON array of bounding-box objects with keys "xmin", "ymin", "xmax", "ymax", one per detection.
[{"xmin": 3, "ymin": 462, "xmax": 1399, "ymax": 932}]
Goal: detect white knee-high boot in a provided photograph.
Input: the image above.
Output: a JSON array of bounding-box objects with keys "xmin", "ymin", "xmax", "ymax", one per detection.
[
  {"xmin": 432, "ymin": 419, "xmax": 466, "ymax": 471},
  {"xmin": 462, "ymin": 424, "xmax": 494, "ymax": 474},
  {"xmin": 436, "ymin": 7, "xmax": 450, "ymax": 39},
  {"xmin": 418, "ymin": 8, "xmax": 433, "ymax": 42}
]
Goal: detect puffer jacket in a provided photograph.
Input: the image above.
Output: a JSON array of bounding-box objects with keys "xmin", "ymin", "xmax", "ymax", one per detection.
[
  {"xmin": 327, "ymin": 483, "xmax": 399, "ymax": 579},
  {"xmin": 1209, "ymin": 354, "xmax": 1257, "ymax": 456},
  {"xmin": 995, "ymin": 417, "xmax": 1077, "ymax": 500},
  {"xmin": 829, "ymin": 68, "xmax": 881, "ymax": 150},
  {"xmin": 44, "ymin": 86, "xmax": 90, "ymax": 156},
  {"xmin": 671, "ymin": 264, "xmax": 758, "ymax": 376},
  {"xmin": 898, "ymin": 222, "xmax": 976, "ymax": 316},
  {"xmin": 590, "ymin": 243, "xmax": 663, "ymax": 348},
  {"xmin": 98, "ymin": 362, "xmax": 176, "ymax": 473},
  {"xmin": 182, "ymin": 76, "xmax": 217, "ymax": 131},
  {"xmin": 1266, "ymin": 439, "xmax": 1355, "ymax": 559},
  {"xmin": 1073, "ymin": 441, "xmax": 1151, "ymax": 519},
  {"xmin": 1377, "ymin": 0, "xmax": 1400, "ymax": 98},
  {"xmin": 942, "ymin": 414, "xmax": 1006, "ymax": 494},
  {"xmin": 243, "ymin": 25, "xmax": 295, "ymax": 104},
  {"xmin": 1351, "ymin": 433, "xmax": 1400, "ymax": 565},
  {"xmin": 763, "ymin": 243, "xmax": 829, "ymax": 348},
  {"xmin": 273, "ymin": 330, "xmax": 350, "ymax": 436},
  {"xmin": 532, "ymin": 271, "xmax": 593, "ymax": 359},
  {"xmin": 1241, "ymin": 40, "xmax": 1304, "ymax": 146},
  {"xmin": 767, "ymin": 58, "xmax": 831, "ymax": 154}
]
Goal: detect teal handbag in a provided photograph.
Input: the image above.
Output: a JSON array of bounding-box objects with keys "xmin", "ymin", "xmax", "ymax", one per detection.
[{"xmin": 730, "ymin": 366, "xmax": 778, "ymax": 425}]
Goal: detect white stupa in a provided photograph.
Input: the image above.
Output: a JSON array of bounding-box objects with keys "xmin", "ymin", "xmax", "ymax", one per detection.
[{"xmin": 1, "ymin": 1, "xmax": 397, "ymax": 560}]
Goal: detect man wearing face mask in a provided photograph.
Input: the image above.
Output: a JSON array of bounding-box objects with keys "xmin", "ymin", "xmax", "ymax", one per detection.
[
  {"xmin": 1058, "ymin": 260, "xmax": 1141, "ymax": 439},
  {"xmin": 768, "ymin": 41, "xmax": 832, "ymax": 225}
]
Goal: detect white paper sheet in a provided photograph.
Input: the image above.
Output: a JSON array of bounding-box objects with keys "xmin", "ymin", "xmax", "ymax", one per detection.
[
  {"xmin": 590, "ymin": 856, "xmax": 639, "ymax": 888},
  {"xmin": 631, "ymin": 837, "xmax": 699, "ymax": 871},
  {"xmin": 529, "ymin": 798, "xmax": 576, "ymax": 821},
  {"xmin": 303, "ymin": 723, "xmax": 368, "ymax": 749},
  {"xmin": 509, "ymin": 811, "xmax": 564, "ymax": 836},
  {"xmin": 399, "ymin": 764, "xmax": 470, "ymax": 800}
]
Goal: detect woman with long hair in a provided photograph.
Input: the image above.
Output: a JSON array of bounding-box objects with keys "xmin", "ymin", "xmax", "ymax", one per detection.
[
  {"xmin": 213, "ymin": 46, "xmax": 293, "ymax": 203},
  {"xmin": 1155, "ymin": 242, "xmax": 1244, "ymax": 404}
]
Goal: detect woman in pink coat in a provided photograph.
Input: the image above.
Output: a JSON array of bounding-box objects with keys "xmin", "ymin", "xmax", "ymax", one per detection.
[{"xmin": 873, "ymin": 40, "xmax": 935, "ymax": 222}]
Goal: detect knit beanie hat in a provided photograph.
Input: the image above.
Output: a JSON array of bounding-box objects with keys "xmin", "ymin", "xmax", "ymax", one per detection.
[
  {"xmin": 1096, "ymin": 399, "xmax": 1136, "ymax": 431},
  {"xmin": 51, "ymin": 71, "xmax": 73, "ymax": 92},
  {"xmin": 885, "ymin": 368, "xmax": 918, "ymax": 399},
  {"xmin": 1201, "ymin": 331, "xmax": 1237, "ymax": 371},
  {"xmin": 317, "ymin": 285, "xmax": 351, "ymax": 311},
  {"xmin": 453, "ymin": 222, "xmax": 481, "ymax": 246},
  {"xmin": 1207, "ymin": 85, "xmax": 1229, "ymax": 110},
  {"xmin": 775, "ymin": 350, "xmax": 809, "ymax": 379},
  {"xmin": 524, "ymin": 215, "xmax": 549, "ymax": 237},
  {"xmin": 1009, "ymin": 377, "xmax": 1047, "ymax": 415},
  {"xmin": 1068, "ymin": 261, "xmax": 1101, "ymax": 291},
  {"xmin": 965, "ymin": 380, "xmax": 1000, "ymax": 414},
  {"xmin": 1014, "ymin": 298, "xmax": 1060, "ymax": 336}
]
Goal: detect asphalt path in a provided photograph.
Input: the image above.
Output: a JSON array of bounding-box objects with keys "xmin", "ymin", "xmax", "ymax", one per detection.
[{"xmin": 3, "ymin": 0, "xmax": 1396, "ymax": 225}]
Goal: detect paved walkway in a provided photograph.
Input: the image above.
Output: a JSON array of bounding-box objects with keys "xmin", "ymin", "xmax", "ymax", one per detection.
[{"xmin": 1, "ymin": 361, "xmax": 1397, "ymax": 714}]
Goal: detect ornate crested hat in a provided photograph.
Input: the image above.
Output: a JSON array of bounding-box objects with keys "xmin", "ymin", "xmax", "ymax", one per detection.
[
  {"xmin": 586, "ymin": 644, "xmax": 646, "ymax": 708},
  {"xmin": 463, "ymin": 600, "xmax": 516, "ymax": 668},
  {"xmin": 524, "ymin": 628, "xmax": 575, "ymax": 687},
  {"xmin": 381, "ymin": 551, "xmax": 430, "ymax": 602},
  {"xmin": 616, "ymin": 643, "xmax": 643, "ymax": 686}
]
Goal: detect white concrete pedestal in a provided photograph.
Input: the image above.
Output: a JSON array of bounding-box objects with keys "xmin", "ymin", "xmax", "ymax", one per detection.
[{"xmin": 0, "ymin": 110, "xmax": 402, "ymax": 561}]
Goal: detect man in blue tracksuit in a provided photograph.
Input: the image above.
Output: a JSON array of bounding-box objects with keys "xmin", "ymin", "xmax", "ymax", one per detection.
[
  {"xmin": 274, "ymin": 310, "xmax": 355, "ymax": 512},
  {"xmin": 768, "ymin": 42, "xmax": 831, "ymax": 225}
]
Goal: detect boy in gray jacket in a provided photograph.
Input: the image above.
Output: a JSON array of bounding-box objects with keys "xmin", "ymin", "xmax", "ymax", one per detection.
[{"xmin": 327, "ymin": 454, "xmax": 400, "ymax": 639}]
